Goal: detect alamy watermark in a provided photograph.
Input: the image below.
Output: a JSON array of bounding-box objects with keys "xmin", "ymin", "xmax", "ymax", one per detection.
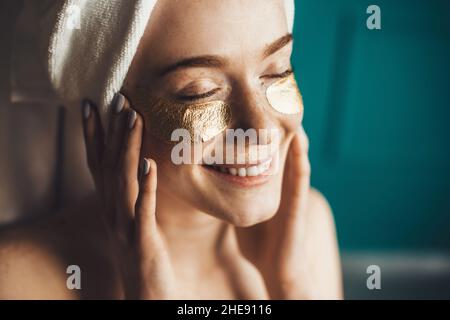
[
  {"xmin": 66, "ymin": 265, "xmax": 81, "ymax": 290},
  {"xmin": 366, "ymin": 5, "xmax": 381, "ymax": 30},
  {"xmin": 170, "ymin": 128, "xmax": 281, "ymax": 172},
  {"xmin": 366, "ymin": 265, "xmax": 381, "ymax": 290}
]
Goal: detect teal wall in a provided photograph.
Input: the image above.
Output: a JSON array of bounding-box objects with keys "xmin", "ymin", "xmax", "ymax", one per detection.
[{"xmin": 291, "ymin": 0, "xmax": 450, "ymax": 250}]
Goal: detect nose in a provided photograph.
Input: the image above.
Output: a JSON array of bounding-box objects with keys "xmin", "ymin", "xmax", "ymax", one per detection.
[{"xmin": 229, "ymin": 80, "xmax": 279, "ymax": 145}]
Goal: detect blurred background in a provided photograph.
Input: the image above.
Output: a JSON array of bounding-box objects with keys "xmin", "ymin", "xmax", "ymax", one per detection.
[
  {"xmin": 293, "ymin": 0, "xmax": 450, "ymax": 298},
  {"xmin": 1, "ymin": 0, "xmax": 449, "ymax": 299}
]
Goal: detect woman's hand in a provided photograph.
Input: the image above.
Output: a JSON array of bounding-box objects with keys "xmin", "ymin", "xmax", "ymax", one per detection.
[
  {"xmin": 81, "ymin": 93, "xmax": 176, "ymax": 299},
  {"xmin": 236, "ymin": 127, "xmax": 314, "ymax": 299}
]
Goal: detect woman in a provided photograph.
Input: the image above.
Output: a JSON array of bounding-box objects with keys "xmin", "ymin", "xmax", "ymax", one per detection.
[{"xmin": 0, "ymin": 0, "xmax": 342, "ymax": 299}]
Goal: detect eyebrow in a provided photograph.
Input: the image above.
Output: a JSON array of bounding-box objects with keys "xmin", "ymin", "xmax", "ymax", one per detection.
[
  {"xmin": 263, "ymin": 33, "xmax": 293, "ymax": 59},
  {"xmin": 159, "ymin": 55, "xmax": 226, "ymax": 77},
  {"xmin": 158, "ymin": 33, "xmax": 293, "ymax": 77}
]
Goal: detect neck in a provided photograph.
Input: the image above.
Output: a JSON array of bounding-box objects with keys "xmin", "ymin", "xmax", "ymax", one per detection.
[{"xmin": 155, "ymin": 187, "xmax": 231, "ymax": 275}]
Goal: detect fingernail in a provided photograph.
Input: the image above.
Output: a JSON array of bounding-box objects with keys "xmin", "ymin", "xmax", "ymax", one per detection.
[
  {"xmin": 128, "ymin": 110, "xmax": 137, "ymax": 129},
  {"xmin": 113, "ymin": 93, "xmax": 125, "ymax": 114},
  {"xmin": 143, "ymin": 158, "xmax": 150, "ymax": 176},
  {"xmin": 82, "ymin": 100, "xmax": 91, "ymax": 119}
]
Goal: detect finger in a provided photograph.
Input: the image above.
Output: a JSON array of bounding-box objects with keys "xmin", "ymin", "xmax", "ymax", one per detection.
[
  {"xmin": 135, "ymin": 158, "xmax": 158, "ymax": 247},
  {"xmin": 103, "ymin": 93, "xmax": 131, "ymax": 228},
  {"xmin": 81, "ymin": 99, "xmax": 105, "ymax": 195},
  {"xmin": 117, "ymin": 99, "xmax": 143, "ymax": 222},
  {"xmin": 104, "ymin": 93, "xmax": 129, "ymax": 175},
  {"xmin": 299, "ymin": 125, "xmax": 309, "ymax": 153},
  {"xmin": 279, "ymin": 131, "xmax": 311, "ymax": 217}
]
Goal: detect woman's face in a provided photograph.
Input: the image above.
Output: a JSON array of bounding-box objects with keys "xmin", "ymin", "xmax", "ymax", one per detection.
[{"xmin": 122, "ymin": 0, "xmax": 303, "ymax": 226}]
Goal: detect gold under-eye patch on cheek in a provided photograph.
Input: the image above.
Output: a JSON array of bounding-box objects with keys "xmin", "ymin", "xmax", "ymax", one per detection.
[
  {"xmin": 143, "ymin": 97, "xmax": 232, "ymax": 143},
  {"xmin": 265, "ymin": 74, "xmax": 303, "ymax": 115}
]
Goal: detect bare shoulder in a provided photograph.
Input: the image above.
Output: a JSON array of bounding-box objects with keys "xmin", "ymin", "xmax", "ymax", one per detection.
[
  {"xmin": 304, "ymin": 188, "xmax": 343, "ymax": 299},
  {"xmin": 0, "ymin": 195, "xmax": 116, "ymax": 299},
  {"xmin": 306, "ymin": 188, "xmax": 334, "ymax": 228},
  {"xmin": 0, "ymin": 217, "xmax": 78, "ymax": 299}
]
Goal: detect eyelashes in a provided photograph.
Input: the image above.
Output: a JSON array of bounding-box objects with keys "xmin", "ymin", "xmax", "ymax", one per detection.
[
  {"xmin": 177, "ymin": 68, "xmax": 294, "ymax": 102},
  {"xmin": 263, "ymin": 68, "xmax": 294, "ymax": 79},
  {"xmin": 177, "ymin": 87, "xmax": 221, "ymax": 102}
]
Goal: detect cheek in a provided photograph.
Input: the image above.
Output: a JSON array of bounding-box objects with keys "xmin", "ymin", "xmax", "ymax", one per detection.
[
  {"xmin": 140, "ymin": 126, "xmax": 173, "ymax": 165},
  {"xmin": 287, "ymin": 111, "xmax": 303, "ymax": 128},
  {"xmin": 275, "ymin": 112, "xmax": 303, "ymax": 140}
]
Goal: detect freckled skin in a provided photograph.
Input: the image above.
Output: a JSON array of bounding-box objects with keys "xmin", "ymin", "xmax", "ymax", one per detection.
[{"xmin": 0, "ymin": 0, "xmax": 342, "ymax": 299}]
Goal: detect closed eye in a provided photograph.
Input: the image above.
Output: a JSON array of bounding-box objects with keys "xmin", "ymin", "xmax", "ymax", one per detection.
[
  {"xmin": 262, "ymin": 68, "xmax": 294, "ymax": 79},
  {"xmin": 176, "ymin": 87, "xmax": 222, "ymax": 102},
  {"xmin": 177, "ymin": 68, "xmax": 294, "ymax": 102}
]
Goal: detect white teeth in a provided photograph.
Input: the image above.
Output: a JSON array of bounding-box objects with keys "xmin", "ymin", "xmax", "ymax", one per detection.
[
  {"xmin": 211, "ymin": 159, "xmax": 272, "ymax": 177},
  {"xmin": 260, "ymin": 159, "xmax": 271, "ymax": 172},
  {"xmin": 246, "ymin": 166, "xmax": 259, "ymax": 176},
  {"xmin": 238, "ymin": 168, "xmax": 247, "ymax": 177}
]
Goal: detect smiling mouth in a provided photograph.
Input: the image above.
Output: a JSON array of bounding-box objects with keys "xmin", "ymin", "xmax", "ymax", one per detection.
[
  {"xmin": 204, "ymin": 158, "xmax": 272, "ymax": 177},
  {"xmin": 201, "ymin": 156, "xmax": 277, "ymax": 188}
]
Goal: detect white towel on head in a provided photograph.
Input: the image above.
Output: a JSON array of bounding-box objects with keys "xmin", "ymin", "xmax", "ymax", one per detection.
[{"xmin": 11, "ymin": 0, "xmax": 295, "ymax": 114}]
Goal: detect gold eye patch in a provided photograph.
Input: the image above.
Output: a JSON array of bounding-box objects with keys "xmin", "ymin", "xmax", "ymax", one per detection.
[
  {"xmin": 265, "ymin": 74, "xmax": 303, "ymax": 115},
  {"xmin": 145, "ymin": 97, "xmax": 232, "ymax": 143}
]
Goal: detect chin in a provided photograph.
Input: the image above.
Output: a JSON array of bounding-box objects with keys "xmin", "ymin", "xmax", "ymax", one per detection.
[{"xmin": 219, "ymin": 198, "xmax": 280, "ymax": 227}]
